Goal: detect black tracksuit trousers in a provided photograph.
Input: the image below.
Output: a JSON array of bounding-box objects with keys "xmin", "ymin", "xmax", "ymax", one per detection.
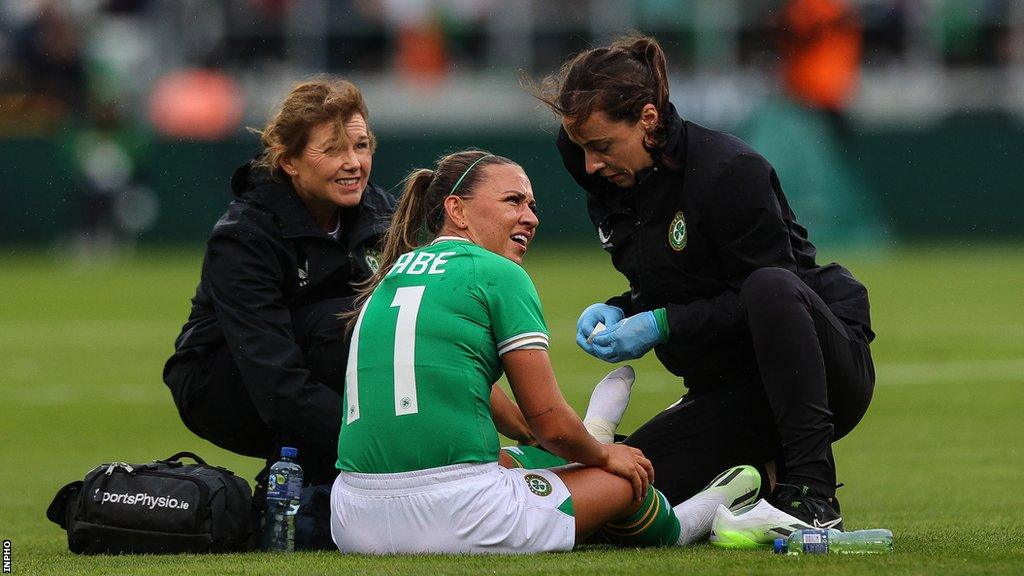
[
  {"xmin": 624, "ymin": 267, "xmax": 875, "ymax": 504},
  {"xmin": 164, "ymin": 297, "xmax": 355, "ymax": 486}
]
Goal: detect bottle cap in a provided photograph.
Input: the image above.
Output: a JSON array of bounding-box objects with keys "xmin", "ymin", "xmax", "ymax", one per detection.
[
  {"xmin": 281, "ymin": 446, "xmax": 298, "ymax": 458},
  {"xmin": 773, "ymin": 538, "xmax": 787, "ymax": 554}
]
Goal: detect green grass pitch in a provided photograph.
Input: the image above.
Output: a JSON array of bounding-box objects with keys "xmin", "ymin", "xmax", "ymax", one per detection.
[{"xmin": 1, "ymin": 244, "xmax": 1022, "ymax": 575}]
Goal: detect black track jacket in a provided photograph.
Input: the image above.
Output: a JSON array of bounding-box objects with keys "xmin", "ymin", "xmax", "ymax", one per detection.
[
  {"xmin": 164, "ymin": 161, "xmax": 394, "ymax": 453},
  {"xmin": 557, "ymin": 103, "xmax": 872, "ymax": 387}
]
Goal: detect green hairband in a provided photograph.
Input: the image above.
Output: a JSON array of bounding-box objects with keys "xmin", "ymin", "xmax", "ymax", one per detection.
[{"xmin": 448, "ymin": 154, "xmax": 493, "ymax": 197}]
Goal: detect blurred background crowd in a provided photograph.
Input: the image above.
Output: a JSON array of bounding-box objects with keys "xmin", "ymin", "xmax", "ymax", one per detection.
[{"xmin": 2, "ymin": 0, "xmax": 1022, "ymax": 255}]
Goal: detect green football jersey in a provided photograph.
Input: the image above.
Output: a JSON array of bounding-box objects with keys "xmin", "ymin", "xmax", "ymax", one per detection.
[{"xmin": 337, "ymin": 237, "xmax": 549, "ymax": 473}]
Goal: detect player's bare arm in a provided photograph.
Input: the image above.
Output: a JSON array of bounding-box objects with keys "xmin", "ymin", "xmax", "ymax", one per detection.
[
  {"xmin": 489, "ymin": 384, "xmax": 535, "ymax": 444},
  {"xmin": 503, "ymin": 348, "xmax": 652, "ymax": 500}
]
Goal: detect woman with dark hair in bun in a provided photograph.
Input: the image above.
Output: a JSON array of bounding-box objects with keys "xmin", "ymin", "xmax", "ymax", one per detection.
[{"xmin": 535, "ymin": 33, "xmax": 875, "ymax": 535}]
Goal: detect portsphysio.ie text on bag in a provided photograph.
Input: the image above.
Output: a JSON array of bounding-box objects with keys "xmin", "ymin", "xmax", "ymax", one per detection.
[{"xmin": 47, "ymin": 452, "xmax": 254, "ymax": 554}]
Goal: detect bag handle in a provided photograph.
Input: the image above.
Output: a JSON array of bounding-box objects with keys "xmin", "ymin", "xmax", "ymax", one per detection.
[
  {"xmin": 160, "ymin": 451, "xmax": 208, "ymax": 466},
  {"xmin": 159, "ymin": 451, "xmax": 238, "ymax": 476}
]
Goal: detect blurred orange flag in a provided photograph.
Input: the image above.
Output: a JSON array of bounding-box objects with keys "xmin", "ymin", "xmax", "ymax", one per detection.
[
  {"xmin": 149, "ymin": 69, "xmax": 245, "ymax": 140},
  {"xmin": 780, "ymin": 0, "xmax": 863, "ymax": 112},
  {"xmin": 395, "ymin": 22, "xmax": 448, "ymax": 84}
]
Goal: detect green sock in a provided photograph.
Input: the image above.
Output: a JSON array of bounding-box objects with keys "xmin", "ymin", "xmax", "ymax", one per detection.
[
  {"xmin": 603, "ymin": 488, "xmax": 681, "ymax": 547},
  {"xmin": 500, "ymin": 446, "xmax": 570, "ymax": 469}
]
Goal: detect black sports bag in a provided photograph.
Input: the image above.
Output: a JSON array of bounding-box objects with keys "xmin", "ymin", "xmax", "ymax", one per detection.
[{"xmin": 47, "ymin": 452, "xmax": 254, "ymax": 554}]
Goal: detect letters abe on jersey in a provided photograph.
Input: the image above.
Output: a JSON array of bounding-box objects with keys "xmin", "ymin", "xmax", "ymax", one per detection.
[{"xmin": 388, "ymin": 249, "xmax": 456, "ymax": 276}]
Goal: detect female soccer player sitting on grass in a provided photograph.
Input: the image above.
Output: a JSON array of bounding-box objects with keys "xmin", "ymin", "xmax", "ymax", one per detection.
[{"xmin": 330, "ymin": 150, "xmax": 760, "ymax": 554}]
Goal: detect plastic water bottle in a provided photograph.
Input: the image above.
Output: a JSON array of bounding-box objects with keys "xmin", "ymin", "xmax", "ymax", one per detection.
[
  {"xmin": 774, "ymin": 529, "xmax": 893, "ymax": 555},
  {"xmin": 264, "ymin": 446, "xmax": 303, "ymax": 552}
]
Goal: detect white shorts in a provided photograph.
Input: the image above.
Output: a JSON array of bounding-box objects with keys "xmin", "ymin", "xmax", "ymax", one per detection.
[{"xmin": 330, "ymin": 462, "xmax": 575, "ymax": 554}]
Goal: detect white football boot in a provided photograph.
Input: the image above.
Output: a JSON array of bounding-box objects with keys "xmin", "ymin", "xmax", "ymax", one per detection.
[{"xmin": 709, "ymin": 498, "xmax": 816, "ymax": 549}]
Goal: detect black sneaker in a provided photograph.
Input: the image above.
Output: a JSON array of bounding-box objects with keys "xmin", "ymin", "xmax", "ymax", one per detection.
[{"xmin": 771, "ymin": 483, "xmax": 844, "ymax": 530}]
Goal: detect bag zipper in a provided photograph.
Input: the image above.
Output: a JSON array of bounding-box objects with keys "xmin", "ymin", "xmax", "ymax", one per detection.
[{"xmin": 105, "ymin": 462, "xmax": 134, "ymax": 475}]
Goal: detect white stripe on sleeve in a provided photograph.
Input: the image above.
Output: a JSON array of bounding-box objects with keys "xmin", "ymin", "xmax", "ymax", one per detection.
[{"xmin": 497, "ymin": 332, "xmax": 549, "ymax": 356}]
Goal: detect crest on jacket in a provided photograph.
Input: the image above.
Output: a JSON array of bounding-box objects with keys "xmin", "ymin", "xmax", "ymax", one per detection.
[
  {"xmin": 669, "ymin": 212, "xmax": 687, "ymax": 251},
  {"xmin": 364, "ymin": 249, "xmax": 381, "ymax": 273}
]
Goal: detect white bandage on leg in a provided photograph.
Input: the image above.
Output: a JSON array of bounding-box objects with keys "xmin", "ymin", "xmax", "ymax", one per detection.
[{"xmin": 583, "ymin": 365, "xmax": 635, "ymax": 443}]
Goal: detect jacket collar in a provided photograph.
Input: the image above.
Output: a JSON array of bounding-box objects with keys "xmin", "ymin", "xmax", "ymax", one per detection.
[
  {"xmin": 630, "ymin": 102, "xmax": 687, "ymax": 185},
  {"xmin": 658, "ymin": 102, "xmax": 687, "ymax": 170}
]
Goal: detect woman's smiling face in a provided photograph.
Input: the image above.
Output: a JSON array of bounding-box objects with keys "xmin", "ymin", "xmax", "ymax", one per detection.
[{"xmin": 283, "ymin": 113, "xmax": 373, "ymax": 209}]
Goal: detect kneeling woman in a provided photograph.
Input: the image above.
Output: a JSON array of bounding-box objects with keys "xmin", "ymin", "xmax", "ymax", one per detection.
[
  {"xmin": 163, "ymin": 78, "xmax": 393, "ymax": 486},
  {"xmin": 331, "ymin": 150, "xmax": 759, "ymax": 554}
]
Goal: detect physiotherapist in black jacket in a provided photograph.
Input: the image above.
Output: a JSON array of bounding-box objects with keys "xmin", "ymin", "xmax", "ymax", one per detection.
[
  {"xmin": 538, "ymin": 34, "xmax": 874, "ymax": 529},
  {"xmin": 163, "ymin": 78, "xmax": 395, "ymax": 485}
]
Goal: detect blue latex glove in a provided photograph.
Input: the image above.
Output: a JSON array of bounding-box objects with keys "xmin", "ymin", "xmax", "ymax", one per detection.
[
  {"xmin": 589, "ymin": 310, "xmax": 668, "ymax": 362},
  {"xmin": 576, "ymin": 303, "xmax": 625, "ymax": 356}
]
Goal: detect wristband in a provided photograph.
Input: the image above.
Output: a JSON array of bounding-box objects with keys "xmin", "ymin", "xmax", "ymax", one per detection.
[{"xmin": 652, "ymin": 308, "xmax": 670, "ymax": 341}]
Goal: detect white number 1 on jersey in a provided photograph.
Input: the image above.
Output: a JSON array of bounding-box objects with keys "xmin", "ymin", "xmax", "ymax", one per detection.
[
  {"xmin": 345, "ymin": 285, "xmax": 425, "ymax": 423},
  {"xmin": 390, "ymin": 285, "xmax": 424, "ymax": 415}
]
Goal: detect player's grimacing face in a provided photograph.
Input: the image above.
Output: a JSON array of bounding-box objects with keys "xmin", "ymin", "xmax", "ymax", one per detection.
[
  {"xmin": 284, "ymin": 114, "xmax": 373, "ymax": 209},
  {"xmin": 461, "ymin": 164, "xmax": 538, "ymax": 265}
]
